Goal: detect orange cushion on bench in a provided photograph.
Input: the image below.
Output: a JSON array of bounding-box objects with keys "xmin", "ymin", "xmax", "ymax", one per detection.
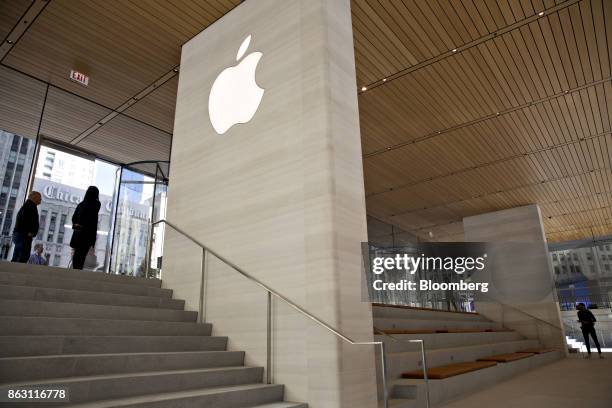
[
  {"xmin": 516, "ymin": 348, "xmax": 555, "ymax": 354},
  {"xmin": 401, "ymin": 361, "xmax": 497, "ymax": 379},
  {"xmin": 477, "ymin": 353, "xmax": 534, "ymax": 362}
]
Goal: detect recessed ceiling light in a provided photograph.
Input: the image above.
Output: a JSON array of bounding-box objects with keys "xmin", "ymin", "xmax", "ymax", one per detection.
[
  {"xmin": 382, "ymin": 78, "xmax": 387, "ymax": 82},
  {"xmin": 496, "ymin": 112, "xmax": 500, "ymax": 115},
  {"xmin": 538, "ymin": 11, "xmax": 545, "ymax": 16},
  {"xmin": 452, "ymin": 48, "xmax": 457, "ymax": 52},
  {"xmin": 361, "ymin": 86, "xmax": 367, "ymax": 91},
  {"xmin": 6, "ymin": 40, "xmax": 14, "ymax": 44}
]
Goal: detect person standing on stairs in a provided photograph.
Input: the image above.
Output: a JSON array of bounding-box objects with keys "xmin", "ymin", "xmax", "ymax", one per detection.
[
  {"xmin": 70, "ymin": 186, "xmax": 101, "ymax": 270},
  {"xmin": 11, "ymin": 191, "xmax": 41, "ymax": 263},
  {"xmin": 577, "ymin": 303, "xmax": 603, "ymax": 359}
]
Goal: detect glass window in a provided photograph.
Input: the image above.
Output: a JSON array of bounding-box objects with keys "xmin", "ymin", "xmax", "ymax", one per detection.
[
  {"xmin": 53, "ymin": 254, "xmax": 61, "ymax": 267},
  {"xmin": 37, "ymin": 210, "xmax": 48, "ymax": 240},
  {"xmin": 32, "ymin": 145, "xmax": 119, "ymax": 270},
  {"xmin": 47, "ymin": 212, "xmax": 57, "ymax": 242},
  {"xmin": 0, "ymin": 131, "xmax": 35, "ymax": 259},
  {"xmin": 19, "ymin": 139, "xmax": 29, "ymax": 154},
  {"xmin": 57, "ymin": 214, "xmax": 67, "ymax": 244}
]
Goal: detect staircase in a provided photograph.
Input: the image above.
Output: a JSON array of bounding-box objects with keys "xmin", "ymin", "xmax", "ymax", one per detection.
[
  {"xmin": 0, "ymin": 262, "xmax": 306, "ymax": 407},
  {"xmin": 373, "ymin": 304, "xmax": 562, "ymax": 408}
]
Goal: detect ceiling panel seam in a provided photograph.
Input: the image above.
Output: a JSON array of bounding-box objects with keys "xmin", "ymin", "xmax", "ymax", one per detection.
[
  {"xmin": 364, "ymin": 75, "xmax": 612, "ymax": 159},
  {"xmin": 356, "ymin": 0, "xmax": 581, "ymax": 93},
  {"xmin": 70, "ymin": 65, "xmax": 178, "ymax": 145},
  {"xmin": 372, "ymin": 166, "xmax": 611, "ymax": 220},
  {"xmin": 366, "ymin": 129, "xmax": 612, "ymax": 198},
  {"xmin": 0, "ymin": 0, "xmax": 49, "ymax": 63}
]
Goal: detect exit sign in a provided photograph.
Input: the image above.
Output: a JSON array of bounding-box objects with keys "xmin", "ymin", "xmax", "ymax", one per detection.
[{"xmin": 69, "ymin": 70, "xmax": 89, "ymax": 86}]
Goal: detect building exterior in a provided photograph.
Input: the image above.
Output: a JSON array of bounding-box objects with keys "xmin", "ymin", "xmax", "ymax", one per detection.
[{"xmin": 0, "ymin": 131, "xmax": 36, "ymax": 259}]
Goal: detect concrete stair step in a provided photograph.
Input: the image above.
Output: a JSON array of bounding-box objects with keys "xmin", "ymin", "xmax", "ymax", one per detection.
[
  {"xmin": 0, "ymin": 262, "xmax": 161, "ymax": 287},
  {"xmin": 377, "ymin": 398, "xmax": 418, "ymax": 408},
  {"xmin": 373, "ymin": 317, "xmax": 500, "ymax": 331},
  {"xmin": 0, "ymin": 299, "xmax": 197, "ymax": 322},
  {"xmin": 247, "ymin": 403, "xmax": 308, "ymax": 408},
  {"xmin": 376, "ymin": 331, "xmax": 523, "ymax": 352},
  {"xmin": 65, "ymin": 383, "xmax": 285, "ymax": 407},
  {"xmin": 393, "ymin": 351, "xmax": 562, "ymax": 406},
  {"xmin": 4, "ymin": 366, "xmax": 264, "ymax": 403},
  {"xmin": 0, "ymin": 335, "xmax": 228, "ymax": 357},
  {"xmin": 0, "ymin": 270, "xmax": 172, "ymax": 298},
  {"xmin": 0, "ymin": 316, "xmax": 211, "ymax": 336},
  {"xmin": 0, "ymin": 350, "xmax": 246, "ymax": 383},
  {"xmin": 383, "ymin": 339, "xmax": 539, "ymax": 380},
  {"xmin": 0, "ymin": 284, "xmax": 185, "ymax": 309},
  {"xmin": 372, "ymin": 305, "xmax": 488, "ymax": 322}
]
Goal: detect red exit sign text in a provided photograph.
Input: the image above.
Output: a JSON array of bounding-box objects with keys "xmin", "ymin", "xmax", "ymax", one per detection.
[{"xmin": 69, "ymin": 70, "xmax": 89, "ymax": 86}]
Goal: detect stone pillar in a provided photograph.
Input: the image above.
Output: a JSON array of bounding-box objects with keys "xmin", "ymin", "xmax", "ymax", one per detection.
[
  {"xmin": 464, "ymin": 205, "xmax": 565, "ymax": 349},
  {"xmin": 163, "ymin": 0, "xmax": 377, "ymax": 406}
]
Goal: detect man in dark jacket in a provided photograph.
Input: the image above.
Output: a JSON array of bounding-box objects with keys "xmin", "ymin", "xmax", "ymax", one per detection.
[
  {"xmin": 577, "ymin": 303, "xmax": 603, "ymax": 358},
  {"xmin": 11, "ymin": 191, "xmax": 41, "ymax": 263}
]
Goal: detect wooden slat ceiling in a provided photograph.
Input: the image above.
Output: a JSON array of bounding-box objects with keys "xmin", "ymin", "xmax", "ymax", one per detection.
[
  {"xmin": 0, "ymin": 0, "xmax": 240, "ymax": 164},
  {"xmin": 0, "ymin": 0, "xmax": 609, "ymax": 243},
  {"xmin": 354, "ymin": 0, "xmax": 612, "ymax": 243}
]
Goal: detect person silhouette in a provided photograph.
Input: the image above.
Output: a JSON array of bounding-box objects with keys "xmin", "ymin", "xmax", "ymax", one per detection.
[
  {"xmin": 577, "ymin": 303, "xmax": 603, "ymax": 358},
  {"xmin": 70, "ymin": 186, "xmax": 100, "ymax": 270}
]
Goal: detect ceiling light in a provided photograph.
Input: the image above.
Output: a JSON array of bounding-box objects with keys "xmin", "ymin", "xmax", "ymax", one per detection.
[
  {"xmin": 452, "ymin": 48, "xmax": 457, "ymax": 52},
  {"xmin": 538, "ymin": 11, "xmax": 544, "ymax": 16},
  {"xmin": 6, "ymin": 40, "xmax": 14, "ymax": 44},
  {"xmin": 173, "ymin": 68, "xmax": 179, "ymax": 72},
  {"xmin": 496, "ymin": 112, "xmax": 500, "ymax": 115},
  {"xmin": 382, "ymin": 78, "xmax": 387, "ymax": 82},
  {"xmin": 361, "ymin": 86, "xmax": 367, "ymax": 91}
]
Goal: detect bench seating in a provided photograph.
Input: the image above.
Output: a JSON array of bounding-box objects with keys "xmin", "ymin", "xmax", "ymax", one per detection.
[
  {"xmin": 477, "ymin": 353, "xmax": 534, "ymax": 362},
  {"xmin": 516, "ymin": 348, "xmax": 556, "ymax": 354},
  {"xmin": 377, "ymin": 328, "xmax": 511, "ymax": 335},
  {"xmin": 401, "ymin": 361, "xmax": 497, "ymax": 379}
]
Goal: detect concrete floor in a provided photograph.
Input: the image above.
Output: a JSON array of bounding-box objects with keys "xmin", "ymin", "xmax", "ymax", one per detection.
[{"xmin": 438, "ymin": 356, "xmax": 612, "ymax": 408}]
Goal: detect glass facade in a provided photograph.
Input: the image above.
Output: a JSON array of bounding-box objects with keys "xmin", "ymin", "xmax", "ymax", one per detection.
[
  {"xmin": 31, "ymin": 145, "xmax": 119, "ymax": 269},
  {"xmin": 549, "ymin": 239, "xmax": 612, "ymax": 310}
]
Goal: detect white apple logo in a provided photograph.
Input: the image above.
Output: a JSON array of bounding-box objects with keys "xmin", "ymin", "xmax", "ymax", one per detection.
[{"xmin": 208, "ymin": 35, "xmax": 264, "ymax": 135}]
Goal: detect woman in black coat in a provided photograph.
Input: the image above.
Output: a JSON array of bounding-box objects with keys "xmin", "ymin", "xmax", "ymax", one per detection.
[{"xmin": 70, "ymin": 186, "xmax": 101, "ymax": 270}]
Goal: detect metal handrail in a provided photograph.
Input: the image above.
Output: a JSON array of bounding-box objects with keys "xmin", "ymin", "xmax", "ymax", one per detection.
[
  {"xmin": 374, "ymin": 327, "xmax": 430, "ymax": 408},
  {"xmin": 150, "ymin": 219, "xmax": 390, "ymax": 408}
]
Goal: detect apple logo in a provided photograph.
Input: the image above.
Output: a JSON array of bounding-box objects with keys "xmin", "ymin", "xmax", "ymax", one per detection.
[{"xmin": 208, "ymin": 34, "xmax": 264, "ymax": 135}]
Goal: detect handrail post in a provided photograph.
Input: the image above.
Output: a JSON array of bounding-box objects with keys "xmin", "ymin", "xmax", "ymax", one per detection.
[
  {"xmin": 380, "ymin": 342, "xmax": 389, "ymax": 408},
  {"xmin": 266, "ymin": 291, "xmax": 272, "ymax": 384},
  {"xmin": 419, "ymin": 340, "xmax": 430, "ymax": 408},
  {"xmin": 198, "ymin": 248, "xmax": 207, "ymax": 324}
]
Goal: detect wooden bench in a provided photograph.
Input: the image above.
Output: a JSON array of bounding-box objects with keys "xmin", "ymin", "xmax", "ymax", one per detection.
[
  {"xmin": 516, "ymin": 348, "xmax": 556, "ymax": 354},
  {"xmin": 477, "ymin": 353, "xmax": 534, "ymax": 363},
  {"xmin": 376, "ymin": 328, "xmax": 511, "ymax": 335},
  {"xmin": 401, "ymin": 361, "xmax": 497, "ymax": 379}
]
